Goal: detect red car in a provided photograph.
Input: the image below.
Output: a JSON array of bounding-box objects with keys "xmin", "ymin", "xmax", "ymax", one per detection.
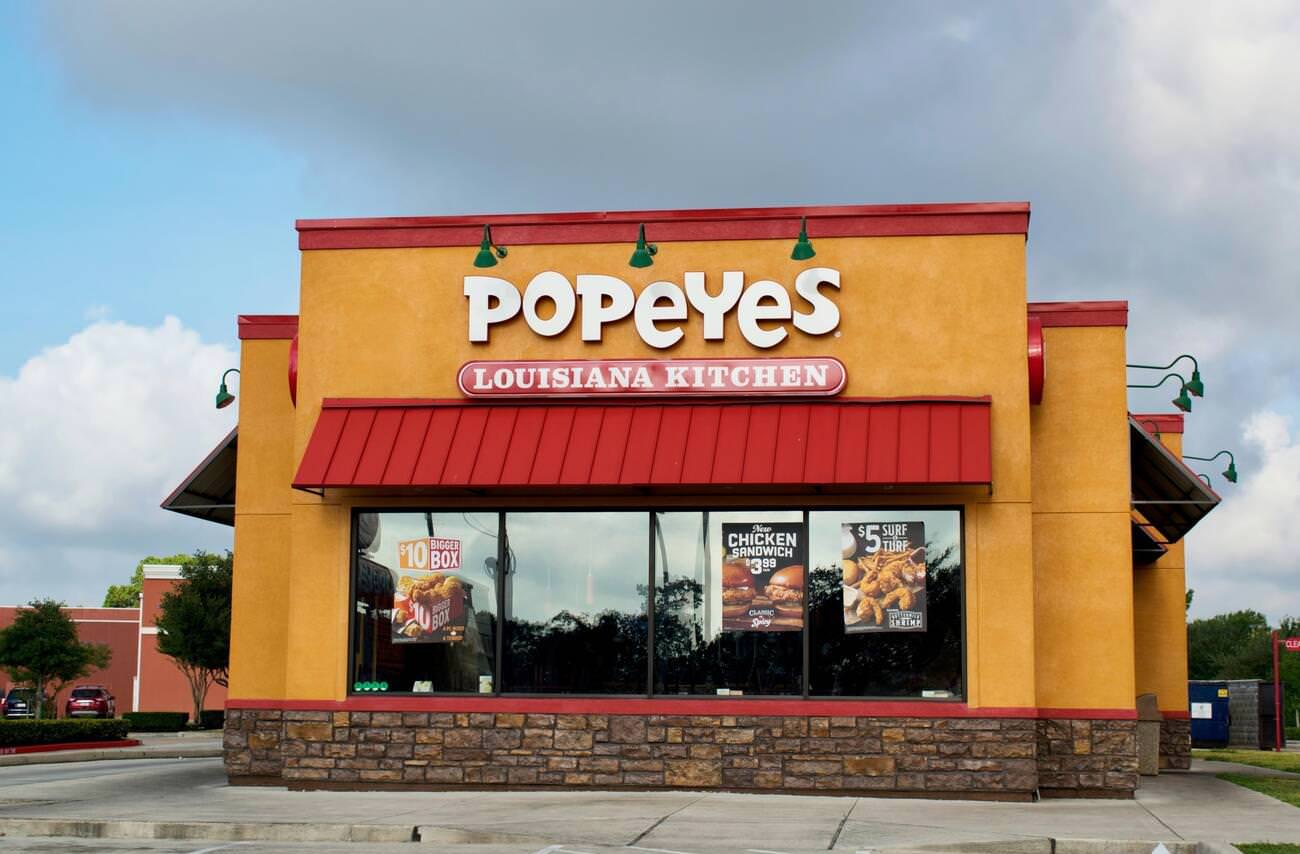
[{"xmin": 65, "ymin": 685, "xmax": 115, "ymax": 718}]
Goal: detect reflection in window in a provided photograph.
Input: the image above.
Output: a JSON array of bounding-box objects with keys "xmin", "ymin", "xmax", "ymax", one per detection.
[
  {"xmin": 653, "ymin": 511, "xmax": 804, "ymax": 696},
  {"xmin": 351, "ymin": 512, "xmax": 498, "ymax": 693},
  {"xmin": 502, "ymin": 512, "xmax": 647, "ymax": 693},
  {"xmin": 808, "ymin": 510, "xmax": 963, "ymax": 697}
]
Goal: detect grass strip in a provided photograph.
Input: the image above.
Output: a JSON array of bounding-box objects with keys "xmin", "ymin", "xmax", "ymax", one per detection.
[
  {"xmin": 1196, "ymin": 749, "xmax": 1300, "ymax": 774},
  {"xmin": 1217, "ymin": 772, "xmax": 1300, "ymax": 808}
]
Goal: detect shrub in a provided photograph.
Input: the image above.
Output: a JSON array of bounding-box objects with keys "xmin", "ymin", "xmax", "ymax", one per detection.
[
  {"xmin": 0, "ymin": 718, "xmax": 130, "ymax": 746},
  {"xmin": 122, "ymin": 711, "xmax": 189, "ymax": 732},
  {"xmin": 1287, "ymin": 725, "xmax": 1300, "ymax": 742},
  {"xmin": 198, "ymin": 710, "xmax": 225, "ymax": 730}
]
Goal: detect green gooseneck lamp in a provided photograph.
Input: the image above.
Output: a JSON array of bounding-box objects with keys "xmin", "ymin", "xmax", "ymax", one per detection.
[
  {"xmin": 215, "ymin": 368, "xmax": 240, "ymax": 410},
  {"xmin": 1184, "ymin": 450, "xmax": 1238, "ymax": 484},
  {"xmin": 791, "ymin": 216, "xmax": 816, "ymax": 260},
  {"xmin": 1126, "ymin": 371, "xmax": 1194, "ymax": 413},
  {"xmin": 474, "ymin": 225, "xmax": 508, "ymax": 268},
  {"xmin": 1128, "ymin": 354, "xmax": 1203, "ymax": 398},
  {"xmin": 629, "ymin": 224, "xmax": 657, "ymax": 268}
]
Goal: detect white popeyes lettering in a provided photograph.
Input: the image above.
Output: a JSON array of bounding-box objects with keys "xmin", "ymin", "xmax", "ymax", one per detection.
[
  {"xmin": 463, "ymin": 269, "xmax": 841, "ymax": 348},
  {"xmin": 684, "ymin": 271, "xmax": 743, "ymax": 340},
  {"xmin": 575, "ymin": 274, "xmax": 635, "ymax": 341},
  {"xmin": 464, "ymin": 276, "xmax": 522, "ymax": 342},
  {"xmin": 736, "ymin": 280, "xmax": 792, "ymax": 348},
  {"xmin": 635, "ymin": 281, "xmax": 688, "ymax": 349},
  {"xmin": 522, "ymin": 272, "xmax": 576, "ymax": 337}
]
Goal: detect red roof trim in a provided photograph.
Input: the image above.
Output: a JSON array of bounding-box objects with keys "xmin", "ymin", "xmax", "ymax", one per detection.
[
  {"xmin": 228, "ymin": 697, "xmax": 1135, "ymax": 719},
  {"xmin": 238, "ymin": 315, "xmax": 299, "ymax": 340},
  {"xmin": 296, "ymin": 202, "xmax": 1030, "ymax": 250},
  {"xmin": 294, "ymin": 398, "xmax": 993, "ymax": 490},
  {"xmin": 1028, "ymin": 301, "xmax": 1128, "ymax": 328},
  {"xmin": 319, "ymin": 395, "xmax": 994, "ymax": 409},
  {"xmin": 1132, "ymin": 413, "xmax": 1185, "ymax": 435}
]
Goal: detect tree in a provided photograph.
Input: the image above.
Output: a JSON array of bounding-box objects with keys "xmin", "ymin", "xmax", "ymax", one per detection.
[
  {"xmin": 103, "ymin": 553, "xmax": 193, "ymax": 607},
  {"xmin": 1185, "ymin": 589, "xmax": 1194, "ymax": 611},
  {"xmin": 0, "ymin": 600, "xmax": 111, "ymax": 718},
  {"xmin": 155, "ymin": 550, "xmax": 233, "ymax": 724}
]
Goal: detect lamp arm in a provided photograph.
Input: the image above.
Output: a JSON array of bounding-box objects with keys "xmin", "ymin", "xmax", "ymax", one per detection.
[
  {"xmin": 221, "ymin": 368, "xmax": 241, "ymax": 384},
  {"xmin": 1127, "ymin": 354, "xmax": 1199, "ymax": 373},
  {"xmin": 1184, "ymin": 450, "xmax": 1235, "ymax": 464},
  {"xmin": 1126, "ymin": 371, "xmax": 1187, "ymax": 390}
]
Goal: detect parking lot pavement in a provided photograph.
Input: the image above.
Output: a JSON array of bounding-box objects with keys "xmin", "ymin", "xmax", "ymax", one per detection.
[{"xmin": 4, "ymin": 757, "xmax": 1300, "ymax": 850}]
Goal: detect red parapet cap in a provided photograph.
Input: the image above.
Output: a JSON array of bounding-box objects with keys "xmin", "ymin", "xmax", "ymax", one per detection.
[
  {"xmin": 1028, "ymin": 301, "xmax": 1128, "ymax": 328},
  {"xmin": 238, "ymin": 315, "xmax": 299, "ymax": 340},
  {"xmin": 296, "ymin": 201, "xmax": 1031, "ymax": 251},
  {"xmin": 1133, "ymin": 413, "xmax": 1185, "ymax": 435}
]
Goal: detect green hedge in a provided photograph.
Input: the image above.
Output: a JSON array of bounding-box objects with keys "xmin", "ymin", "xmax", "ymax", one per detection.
[
  {"xmin": 0, "ymin": 718, "xmax": 130, "ymax": 747},
  {"xmin": 1287, "ymin": 726, "xmax": 1300, "ymax": 742},
  {"xmin": 122, "ymin": 711, "xmax": 189, "ymax": 732},
  {"xmin": 199, "ymin": 710, "xmax": 225, "ymax": 730}
]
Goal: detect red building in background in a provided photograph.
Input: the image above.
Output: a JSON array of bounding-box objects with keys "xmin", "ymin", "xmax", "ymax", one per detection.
[{"xmin": 0, "ymin": 565, "xmax": 226, "ymax": 717}]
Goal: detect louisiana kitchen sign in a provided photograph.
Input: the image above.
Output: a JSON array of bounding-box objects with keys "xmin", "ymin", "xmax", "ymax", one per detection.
[{"xmin": 458, "ymin": 357, "xmax": 846, "ymax": 398}]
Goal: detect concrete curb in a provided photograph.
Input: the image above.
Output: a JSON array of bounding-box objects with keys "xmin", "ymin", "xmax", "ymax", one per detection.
[
  {"xmin": 874, "ymin": 840, "xmax": 1240, "ymax": 854},
  {"xmin": 0, "ymin": 744, "xmax": 221, "ymax": 767},
  {"xmin": 0, "ymin": 818, "xmax": 414, "ymax": 843}
]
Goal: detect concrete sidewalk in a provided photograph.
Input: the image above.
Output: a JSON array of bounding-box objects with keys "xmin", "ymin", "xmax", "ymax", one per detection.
[
  {"xmin": 1, "ymin": 756, "xmax": 1298, "ymax": 851},
  {"xmin": 0, "ymin": 733, "xmax": 221, "ymax": 767}
]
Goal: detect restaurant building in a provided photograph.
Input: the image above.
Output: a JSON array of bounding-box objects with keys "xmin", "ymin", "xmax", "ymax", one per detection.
[{"xmin": 171, "ymin": 202, "xmax": 1217, "ymax": 799}]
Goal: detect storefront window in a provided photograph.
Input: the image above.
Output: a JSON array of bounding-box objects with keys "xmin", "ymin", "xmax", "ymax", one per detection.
[
  {"xmin": 501, "ymin": 512, "xmax": 648, "ymax": 694},
  {"xmin": 350, "ymin": 512, "xmax": 498, "ymax": 694},
  {"xmin": 653, "ymin": 511, "xmax": 805, "ymax": 696},
  {"xmin": 349, "ymin": 507, "xmax": 963, "ymax": 699},
  {"xmin": 808, "ymin": 509, "xmax": 963, "ymax": 697}
]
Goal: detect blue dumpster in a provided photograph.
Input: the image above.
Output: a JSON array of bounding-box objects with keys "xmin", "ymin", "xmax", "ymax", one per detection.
[{"xmin": 1189, "ymin": 681, "xmax": 1230, "ymax": 747}]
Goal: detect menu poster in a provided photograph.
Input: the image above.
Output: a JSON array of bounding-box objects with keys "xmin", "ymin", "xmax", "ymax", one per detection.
[
  {"xmin": 721, "ymin": 522, "xmax": 804, "ymax": 632},
  {"xmin": 391, "ymin": 570, "xmax": 471, "ymax": 644},
  {"xmin": 841, "ymin": 521, "xmax": 927, "ymax": 633},
  {"xmin": 392, "ymin": 537, "xmax": 470, "ymax": 644}
]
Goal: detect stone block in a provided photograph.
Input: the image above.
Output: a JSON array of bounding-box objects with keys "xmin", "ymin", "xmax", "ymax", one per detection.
[
  {"xmin": 664, "ymin": 759, "xmax": 722, "ymax": 787},
  {"xmin": 844, "ymin": 756, "xmax": 894, "ymax": 776}
]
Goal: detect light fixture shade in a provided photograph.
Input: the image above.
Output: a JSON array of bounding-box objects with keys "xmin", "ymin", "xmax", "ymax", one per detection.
[
  {"xmin": 215, "ymin": 383, "xmax": 235, "ymax": 409},
  {"xmin": 1186, "ymin": 368, "xmax": 1205, "ymax": 397},
  {"xmin": 629, "ymin": 224, "xmax": 657, "ymax": 268},
  {"xmin": 473, "ymin": 224, "xmax": 506, "ymax": 268},
  {"xmin": 1224, "ymin": 461, "xmax": 1238, "ymax": 483},
  {"xmin": 791, "ymin": 216, "xmax": 816, "ymax": 260},
  {"xmin": 1172, "ymin": 388, "xmax": 1193, "ymax": 412}
]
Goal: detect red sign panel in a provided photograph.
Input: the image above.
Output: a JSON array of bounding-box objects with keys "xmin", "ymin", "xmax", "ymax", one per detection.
[
  {"xmin": 1284, "ymin": 637, "xmax": 1300, "ymax": 652},
  {"xmin": 458, "ymin": 357, "xmax": 846, "ymax": 399}
]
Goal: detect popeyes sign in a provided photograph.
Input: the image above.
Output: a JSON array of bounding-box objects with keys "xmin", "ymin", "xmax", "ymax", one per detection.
[
  {"xmin": 464, "ymin": 268, "xmax": 842, "ymax": 349},
  {"xmin": 461, "ymin": 268, "xmax": 845, "ymax": 399}
]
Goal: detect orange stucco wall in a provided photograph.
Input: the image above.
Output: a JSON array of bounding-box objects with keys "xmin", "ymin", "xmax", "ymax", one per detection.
[
  {"xmin": 224, "ymin": 216, "xmax": 1188, "ymax": 717},
  {"xmin": 1133, "ymin": 431, "xmax": 1190, "ymax": 714},
  {"xmin": 230, "ymin": 230, "xmax": 1045, "ymax": 708}
]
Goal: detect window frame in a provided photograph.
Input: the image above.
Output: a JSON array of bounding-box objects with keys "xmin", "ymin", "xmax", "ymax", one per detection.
[{"xmin": 346, "ymin": 504, "xmax": 966, "ymax": 701}]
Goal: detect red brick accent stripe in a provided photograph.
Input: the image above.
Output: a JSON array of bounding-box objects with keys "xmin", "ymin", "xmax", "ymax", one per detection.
[
  {"xmin": 227, "ymin": 697, "xmax": 1138, "ymax": 720},
  {"xmin": 296, "ymin": 202, "xmax": 1031, "ymax": 250},
  {"xmin": 1028, "ymin": 301, "xmax": 1128, "ymax": 328},
  {"xmin": 238, "ymin": 315, "xmax": 299, "ymax": 340},
  {"xmin": 0, "ymin": 739, "xmax": 140, "ymax": 756}
]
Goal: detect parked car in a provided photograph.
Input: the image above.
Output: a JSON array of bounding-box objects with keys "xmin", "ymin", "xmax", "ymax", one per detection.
[
  {"xmin": 65, "ymin": 685, "xmax": 115, "ymax": 719},
  {"xmin": 3, "ymin": 688, "xmax": 37, "ymax": 718}
]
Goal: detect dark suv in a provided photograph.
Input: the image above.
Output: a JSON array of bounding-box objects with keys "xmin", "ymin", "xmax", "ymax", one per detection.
[
  {"xmin": 2, "ymin": 688, "xmax": 37, "ymax": 718},
  {"xmin": 65, "ymin": 686, "xmax": 115, "ymax": 718}
]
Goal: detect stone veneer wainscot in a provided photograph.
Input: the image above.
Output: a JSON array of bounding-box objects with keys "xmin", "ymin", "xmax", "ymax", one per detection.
[{"xmin": 225, "ymin": 709, "xmax": 1142, "ymax": 799}]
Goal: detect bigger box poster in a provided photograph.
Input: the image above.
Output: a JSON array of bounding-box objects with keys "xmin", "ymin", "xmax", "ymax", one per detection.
[
  {"xmin": 391, "ymin": 537, "xmax": 470, "ymax": 644},
  {"xmin": 841, "ymin": 521, "xmax": 927, "ymax": 633},
  {"xmin": 721, "ymin": 522, "xmax": 804, "ymax": 632}
]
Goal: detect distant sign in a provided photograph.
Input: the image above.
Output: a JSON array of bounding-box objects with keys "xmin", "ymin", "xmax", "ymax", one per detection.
[{"xmin": 1284, "ymin": 637, "xmax": 1300, "ymax": 652}]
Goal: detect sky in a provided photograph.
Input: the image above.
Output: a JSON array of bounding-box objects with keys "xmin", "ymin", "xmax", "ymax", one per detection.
[{"xmin": 0, "ymin": 1, "xmax": 1297, "ymax": 619}]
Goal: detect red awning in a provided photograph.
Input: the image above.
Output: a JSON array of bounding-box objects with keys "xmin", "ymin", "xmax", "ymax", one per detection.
[{"xmin": 293, "ymin": 397, "xmax": 992, "ymax": 491}]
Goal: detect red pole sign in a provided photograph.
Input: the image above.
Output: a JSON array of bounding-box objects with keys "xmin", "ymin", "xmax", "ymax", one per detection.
[{"xmin": 1285, "ymin": 637, "xmax": 1300, "ymax": 652}]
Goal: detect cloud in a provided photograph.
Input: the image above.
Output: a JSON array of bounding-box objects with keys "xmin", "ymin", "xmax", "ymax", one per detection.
[
  {"xmin": 0, "ymin": 318, "xmax": 235, "ymax": 605},
  {"xmin": 17, "ymin": 2, "xmax": 1300, "ymax": 617},
  {"xmin": 1187, "ymin": 409, "xmax": 1300, "ymax": 622}
]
